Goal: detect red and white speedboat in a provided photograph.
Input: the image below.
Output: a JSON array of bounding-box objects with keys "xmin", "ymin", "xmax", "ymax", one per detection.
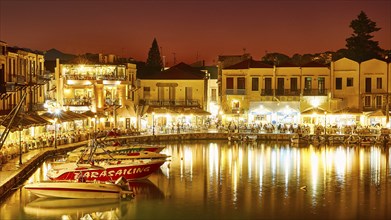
[
  {"xmin": 24, "ymin": 180, "xmax": 134, "ymax": 199},
  {"xmin": 66, "ymin": 150, "xmax": 169, "ymax": 163},
  {"xmin": 47, "ymin": 159, "xmax": 166, "ymax": 182},
  {"xmin": 69, "ymin": 144, "xmax": 165, "ymax": 156}
]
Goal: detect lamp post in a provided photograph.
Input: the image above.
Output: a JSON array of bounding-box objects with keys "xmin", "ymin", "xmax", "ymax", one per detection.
[
  {"xmin": 237, "ymin": 110, "xmax": 240, "ymax": 133},
  {"xmin": 324, "ymin": 111, "xmax": 327, "ymax": 144},
  {"xmin": 94, "ymin": 115, "xmax": 97, "ymax": 139},
  {"xmin": 54, "ymin": 118, "xmax": 58, "ymax": 149},
  {"xmin": 152, "ymin": 112, "xmax": 155, "ymax": 135},
  {"xmin": 18, "ymin": 125, "xmax": 22, "ymax": 165}
]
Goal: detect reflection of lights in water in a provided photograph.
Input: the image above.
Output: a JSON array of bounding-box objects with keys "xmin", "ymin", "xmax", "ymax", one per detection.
[
  {"xmin": 334, "ymin": 147, "xmax": 346, "ymax": 182},
  {"xmin": 258, "ymin": 148, "xmax": 264, "ymax": 195},
  {"xmin": 238, "ymin": 147, "xmax": 243, "ymax": 176},
  {"xmin": 310, "ymin": 151, "xmax": 319, "ymax": 192},
  {"xmin": 208, "ymin": 143, "xmax": 219, "ymax": 176},
  {"xmin": 271, "ymin": 149, "xmax": 277, "ymax": 183},
  {"xmin": 282, "ymin": 148, "xmax": 290, "ymax": 186},
  {"xmin": 248, "ymin": 148, "xmax": 253, "ymax": 180},
  {"xmin": 370, "ymin": 147, "xmax": 381, "ymax": 185},
  {"xmin": 359, "ymin": 148, "xmax": 365, "ymax": 179},
  {"xmin": 228, "ymin": 148, "xmax": 233, "ymax": 173},
  {"xmin": 180, "ymin": 147, "xmax": 193, "ymax": 180},
  {"xmin": 232, "ymin": 160, "xmax": 238, "ymax": 204},
  {"xmin": 280, "ymin": 148, "xmax": 290, "ymax": 198},
  {"xmin": 296, "ymin": 150, "xmax": 301, "ymax": 177}
]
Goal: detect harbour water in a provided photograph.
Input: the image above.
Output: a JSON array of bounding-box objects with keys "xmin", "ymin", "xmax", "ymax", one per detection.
[{"xmin": 1, "ymin": 140, "xmax": 391, "ymax": 220}]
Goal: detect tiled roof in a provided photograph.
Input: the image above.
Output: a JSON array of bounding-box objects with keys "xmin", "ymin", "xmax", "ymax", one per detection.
[
  {"xmin": 140, "ymin": 62, "xmax": 206, "ymax": 80},
  {"xmin": 7, "ymin": 46, "xmax": 44, "ymax": 55},
  {"xmin": 225, "ymin": 59, "xmax": 272, "ymax": 69}
]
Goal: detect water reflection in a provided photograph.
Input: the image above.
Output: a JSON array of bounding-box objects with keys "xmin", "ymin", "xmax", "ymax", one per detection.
[
  {"xmin": 1, "ymin": 141, "xmax": 391, "ymax": 219},
  {"xmin": 24, "ymin": 198, "xmax": 122, "ymax": 219}
]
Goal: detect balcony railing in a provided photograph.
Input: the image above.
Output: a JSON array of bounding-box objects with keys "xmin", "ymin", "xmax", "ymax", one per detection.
[
  {"xmin": 261, "ymin": 89, "xmax": 273, "ymax": 96},
  {"xmin": 261, "ymin": 89, "xmax": 300, "ymax": 96},
  {"xmin": 16, "ymin": 75, "xmax": 26, "ymax": 84},
  {"xmin": 225, "ymin": 89, "xmax": 246, "ymax": 95},
  {"xmin": 37, "ymin": 74, "xmax": 53, "ymax": 84},
  {"xmin": 363, "ymin": 105, "xmax": 386, "ymax": 111},
  {"xmin": 302, "ymin": 89, "xmax": 328, "ymax": 96},
  {"xmin": 65, "ymin": 74, "xmax": 127, "ymax": 81},
  {"xmin": 275, "ymin": 89, "xmax": 301, "ymax": 96},
  {"xmin": 63, "ymin": 98, "xmax": 92, "ymax": 106},
  {"xmin": 139, "ymin": 99, "xmax": 200, "ymax": 107}
]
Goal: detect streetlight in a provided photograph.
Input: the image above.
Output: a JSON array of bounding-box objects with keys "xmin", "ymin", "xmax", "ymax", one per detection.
[
  {"xmin": 94, "ymin": 115, "xmax": 97, "ymax": 139},
  {"xmin": 237, "ymin": 110, "xmax": 240, "ymax": 133},
  {"xmin": 18, "ymin": 125, "xmax": 22, "ymax": 165},
  {"xmin": 54, "ymin": 117, "xmax": 58, "ymax": 149},
  {"xmin": 324, "ymin": 111, "xmax": 327, "ymax": 144},
  {"xmin": 152, "ymin": 112, "xmax": 155, "ymax": 135}
]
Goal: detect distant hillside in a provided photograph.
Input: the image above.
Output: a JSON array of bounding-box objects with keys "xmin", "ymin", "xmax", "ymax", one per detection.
[{"xmin": 45, "ymin": 48, "xmax": 76, "ymax": 61}]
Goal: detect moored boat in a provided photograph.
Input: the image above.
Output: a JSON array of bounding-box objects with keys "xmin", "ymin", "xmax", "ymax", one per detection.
[
  {"xmin": 47, "ymin": 159, "xmax": 167, "ymax": 182},
  {"xmin": 24, "ymin": 180, "xmax": 134, "ymax": 199},
  {"xmin": 67, "ymin": 150, "xmax": 169, "ymax": 163}
]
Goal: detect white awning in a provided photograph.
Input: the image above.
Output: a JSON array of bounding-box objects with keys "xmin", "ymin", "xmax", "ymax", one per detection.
[{"xmin": 249, "ymin": 101, "xmax": 300, "ymax": 115}]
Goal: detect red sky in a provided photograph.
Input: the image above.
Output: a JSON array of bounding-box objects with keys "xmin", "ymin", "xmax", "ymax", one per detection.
[{"xmin": 1, "ymin": 0, "xmax": 390, "ymax": 66}]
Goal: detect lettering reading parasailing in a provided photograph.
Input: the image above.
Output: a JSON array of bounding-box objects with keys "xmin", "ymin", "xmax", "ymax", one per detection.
[{"xmin": 74, "ymin": 166, "xmax": 152, "ymax": 179}]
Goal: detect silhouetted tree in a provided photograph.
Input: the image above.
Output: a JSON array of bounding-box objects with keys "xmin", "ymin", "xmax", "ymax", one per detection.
[
  {"xmin": 261, "ymin": 52, "xmax": 290, "ymax": 65},
  {"xmin": 146, "ymin": 38, "xmax": 163, "ymax": 71},
  {"xmin": 344, "ymin": 11, "xmax": 383, "ymax": 62}
]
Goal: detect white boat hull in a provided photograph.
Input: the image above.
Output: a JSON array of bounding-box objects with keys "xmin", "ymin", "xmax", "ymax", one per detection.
[{"xmin": 24, "ymin": 181, "xmax": 133, "ymax": 199}]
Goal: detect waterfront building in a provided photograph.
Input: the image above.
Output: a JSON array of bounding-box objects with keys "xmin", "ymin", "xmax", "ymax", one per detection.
[
  {"xmin": 136, "ymin": 62, "xmax": 209, "ymax": 132},
  {"xmin": 221, "ymin": 55, "xmax": 391, "ymax": 128},
  {"xmin": 330, "ymin": 58, "xmax": 391, "ymax": 127},
  {"xmin": 54, "ymin": 55, "xmax": 138, "ymax": 130},
  {"xmin": 220, "ymin": 58, "xmax": 331, "ymax": 127},
  {"xmin": 359, "ymin": 58, "xmax": 390, "ymax": 126},
  {"xmin": 0, "ymin": 41, "xmax": 51, "ymax": 159}
]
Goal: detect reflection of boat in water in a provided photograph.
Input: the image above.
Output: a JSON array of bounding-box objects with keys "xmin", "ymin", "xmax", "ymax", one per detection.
[
  {"xmin": 128, "ymin": 179, "xmax": 165, "ymax": 199},
  {"xmin": 24, "ymin": 178, "xmax": 134, "ymax": 199},
  {"xmin": 24, "ymin": 197, "xmax": 122, "ymax": 218}
]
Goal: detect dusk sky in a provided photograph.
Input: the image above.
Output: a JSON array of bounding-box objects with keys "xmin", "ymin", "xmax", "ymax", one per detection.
[{"xmin": 1, "ymin": 0, "xmax": 390, "ymax": 66}]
